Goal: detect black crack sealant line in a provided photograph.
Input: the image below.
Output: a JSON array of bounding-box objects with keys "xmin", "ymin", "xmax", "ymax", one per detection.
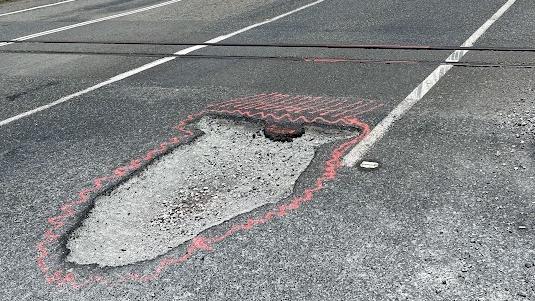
[{"xmin": 37, "ymin": 93, "xmax": 383, "ymax": 288}]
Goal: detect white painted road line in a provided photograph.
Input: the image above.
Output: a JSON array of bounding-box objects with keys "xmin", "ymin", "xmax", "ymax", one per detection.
[
  {"xmin": 0, "ymin": 0, "xmax": 186, "ymax": 48},
  {"xmin": 0, "ymin": 0, "xmax": 326, "ymax": 127},
  {"xmin": 342, "ymin": 0, "xmax": 517, "ymax": 167},
  {"xmin": 0, "ymin": 0, "xmax": 76, "ymax": 17}
]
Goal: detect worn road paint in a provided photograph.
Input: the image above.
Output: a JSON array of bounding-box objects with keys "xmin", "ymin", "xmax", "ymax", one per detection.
[
  {"xmin": 0, "ymin": 0, "xmax": 326, "ymax": 127},
  {"xmin": 36, "ymin": 93, "xmax": 381, "ymax": 287},
  {"xmin": 342, "ymin": 0, "xmax": 518, "ymax": 167},
  {"xmin": 0, "ymin": 0, "xmax": 76, "ymax": 17}
]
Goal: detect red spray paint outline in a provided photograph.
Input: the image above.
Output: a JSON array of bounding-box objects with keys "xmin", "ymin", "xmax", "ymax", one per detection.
[{"xmin": 37, "ymin": 93, "xmax": 380, "ymax": 288}]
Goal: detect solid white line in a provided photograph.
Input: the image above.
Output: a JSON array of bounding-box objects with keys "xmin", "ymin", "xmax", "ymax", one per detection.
[
  {"xmin": 0, "ymin": 0, "xmax": 186, "ymax": 48},
  {"xmin": 0, "ymin": 57, "xmax": 176, "ymax": 127},
  {"xmin": 0, "ymin": 0, "xmax": 76, "ymax": 17},
  {"xmin": 0, "ymin": 0, "xmax": 326, "ymax": 127},
  {"xmin": 342, "ymin": 0, "xmax": 517, "ymax": 167}
]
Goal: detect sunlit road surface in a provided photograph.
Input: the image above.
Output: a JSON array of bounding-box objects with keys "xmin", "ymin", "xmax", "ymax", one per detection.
[{"xmin": 0, "ymin": 0, "xmax": 534, "ymax": 299}]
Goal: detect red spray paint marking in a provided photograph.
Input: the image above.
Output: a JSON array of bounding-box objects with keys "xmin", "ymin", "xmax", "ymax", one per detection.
[
  {"xmin": 304, "ymin": 57, "xmax": 419, "ymax": 65},
  {"xmin": 36, "ymin": 93, "xmax": 382, "ymax": 288}
]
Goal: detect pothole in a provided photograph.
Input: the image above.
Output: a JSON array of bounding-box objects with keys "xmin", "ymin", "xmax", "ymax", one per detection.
[
  {"xmin": 66, "ymin": 116, "xmax": 356, "ymax": 267},
  {"xmin": 264, "ymin": 124, "xmax": 305, "ymax": 142}
]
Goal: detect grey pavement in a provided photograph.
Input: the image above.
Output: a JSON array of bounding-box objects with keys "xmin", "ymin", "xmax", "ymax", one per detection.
[{"xmin": 0, "ymin": 0, "xmax": 534, "ymax": 300}]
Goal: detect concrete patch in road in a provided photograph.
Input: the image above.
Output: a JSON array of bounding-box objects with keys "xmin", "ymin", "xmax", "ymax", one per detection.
[
  {"xmin": 38, "ymin": 93, "xmax": 381, "ymax": 286},
  {"xmin": 66, "ymin": 116, "xmax": 353, "ymax": 267}
]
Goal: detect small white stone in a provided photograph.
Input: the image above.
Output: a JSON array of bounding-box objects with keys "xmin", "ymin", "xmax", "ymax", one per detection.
[{"xmin": 360, "ymin": 161, "xmax": 379, "ymax": 169}]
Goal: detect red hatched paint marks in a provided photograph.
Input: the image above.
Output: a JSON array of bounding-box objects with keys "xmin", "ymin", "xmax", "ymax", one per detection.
[{"xmin": 36, "ymin": 93, "xmax": 382, "ymax": 288}]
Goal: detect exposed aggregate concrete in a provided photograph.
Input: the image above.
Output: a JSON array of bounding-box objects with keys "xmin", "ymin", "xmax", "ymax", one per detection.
[{"xmin": 66, "ymin": 116, "xmax": 355, "ymax": 267}]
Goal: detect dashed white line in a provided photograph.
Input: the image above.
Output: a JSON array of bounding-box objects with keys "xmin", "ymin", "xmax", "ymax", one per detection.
[
  {"xmin": 0, "ymin": 0, "xmax": 76, "ymax": 17},
  {"xmin": 0, "ymin": 0, "xmax": 326, "ymax": 127},
  {"xmin": 342, "ymin": 0, "xmax": 518, "ymax": 167},
  {"xmin": 0, "ymin": 0, "xmax": 187, "ymax": 48}
]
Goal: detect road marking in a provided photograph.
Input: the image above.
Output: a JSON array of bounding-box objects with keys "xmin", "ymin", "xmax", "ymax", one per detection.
[
  {"xmin": 0, "ymin": 0, "xmax": 76, "ymax": 17},
  {"xmin": 342, "ymin": 0, "xmax": 518, "ymax": 167},
  {"xmin": 0, "ymin": 0, "xmax": 187, "ymax": 48},
  {"xmin": 37, "ymin": 95, "xmax": 377, "ymax": 286},
  {"xmin": 0, "ymin": 0, "xmax": 326, "ymax": 127}
]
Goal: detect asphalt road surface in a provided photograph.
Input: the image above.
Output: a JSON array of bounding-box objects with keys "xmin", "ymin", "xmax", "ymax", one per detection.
[{"xmin": 1, "ymin": 0, "xmax": 534, "ymax": 300}]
